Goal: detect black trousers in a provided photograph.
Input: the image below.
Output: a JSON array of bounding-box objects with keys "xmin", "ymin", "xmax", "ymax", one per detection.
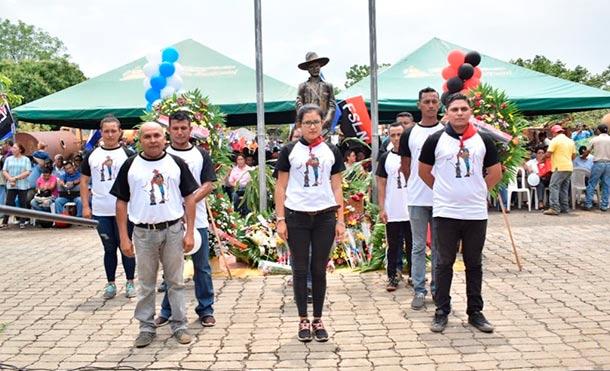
[
  {"xmin": 3, "ymin": 189, "xmax": 29, "ymax": 223},
  {"xmin": 286, "ymin": 208, "xmax": 336, "ymax": 318},
  {"xmin": 386, "ymin": 221, "xmax": 412, "ymax": 279},
  {"xmin": 433, "ymin": 217, "xmax": 487, "ymax": 316}
]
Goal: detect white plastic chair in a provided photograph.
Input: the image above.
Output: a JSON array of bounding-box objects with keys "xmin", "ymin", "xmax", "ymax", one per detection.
[
  {"xmin": 571, "ymin": 168, "xmax": 599, "ymax": 209},
  {"xmin": 506, "ymin": 167, "xmax": 531, "ymax": 211}
]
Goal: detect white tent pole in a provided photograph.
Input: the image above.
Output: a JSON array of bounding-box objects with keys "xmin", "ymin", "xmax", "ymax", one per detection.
[
  {"xmin": 368, "ymin": 0, "xmax": 379, "ymax": 203},
  {"xmin": 254, "ymin": 0, "xmax": 267, "ymax": 211}
]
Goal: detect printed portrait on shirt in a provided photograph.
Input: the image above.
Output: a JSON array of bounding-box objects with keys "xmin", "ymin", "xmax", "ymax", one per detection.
[
  {"xmin": 95, "ymin": 155, "xmax": 119, "ymax": 182},
  {"xmin": 145, "ymin": 169, "xmax": 168, "ymax": 205},
  {"xmin": 297, "ymin": 152, "xmax": 323, "ymax": 188}
]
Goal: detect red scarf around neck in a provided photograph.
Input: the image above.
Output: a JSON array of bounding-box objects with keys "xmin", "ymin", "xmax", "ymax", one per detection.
[
  {"xmin": 458, "ymin": 122, "xmax": 477, "ymax": 149},
  {"xmin": 306, "ymin": 136, "xmax": 324, "ymax": 150}
]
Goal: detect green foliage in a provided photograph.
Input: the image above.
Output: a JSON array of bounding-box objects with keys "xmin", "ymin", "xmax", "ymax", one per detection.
[
  {"xmin": 359, "ymin": 223, "xmax": 387, "ymax": 273},
  {"xmin": 0, "ymin": 73, "xmax": 23, "ymax": 106},
  {"xmin": 470, "ymin": 84, "xmax": 529, "ymax": 193},
  {"xmin": 0, "ymin": 18, "xmax": 68, "ymax": 61},
  {"xmin": 241, "ymin": 164, "xmax": 275, "ymax": 215},
  {"xmin": 511, "ymin": 55, "xmax": 610, "ymax": 91},
  {"xmin": 0, "ymin": 58, "xmax": 86, "ymax": 104},
  {"xmin": 344, "ymin": 63, "xmax": 390, "ymax": 89}
]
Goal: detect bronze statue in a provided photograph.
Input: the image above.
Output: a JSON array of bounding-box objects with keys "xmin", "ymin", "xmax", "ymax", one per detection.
[{"xmin": 296, "ymin": 52, "xmax": 336, "ymax": 129}]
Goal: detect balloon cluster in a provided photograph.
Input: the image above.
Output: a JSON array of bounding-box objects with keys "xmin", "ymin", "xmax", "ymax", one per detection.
[
  {"xmin": 440, "ymin": 50, "xmax": 482, "ymax": 106},
  {"xmin": 143, "ymin": 47, "xmax": 184, "ymax": 111}
]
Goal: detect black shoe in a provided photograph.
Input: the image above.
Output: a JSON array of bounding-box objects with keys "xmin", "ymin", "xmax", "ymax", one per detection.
[
  {"xmin": 386, "ymin": 276, "xmax": 399, "ymax": 292},
  {"xmin": 468, "ymin": 312, "xmax": 494, "ymax": 333},
  {"xmin": 157, "ymin": 281, "xmax": 167, "ymax": 293},
  {"xmin": 430, "ymin": 310, "xmax": 448, "ymax": 333},
  {"xmin": 601, "ymin": 208, "xmax": 608, "ymax": 212},
  {"xmin": 154, "ymin": 316, "xmax": 169, "ymax": 327},
  {"xmin": 134, "ymin": 332, "xmax": 155, "ymax": 348},
  {"xmin": 312, "ymin": 319, "xmax": 329, "ymax": 342},
  {"xmin": 297, "ymin": 319, "xmax": 312, "ymax": 342}
]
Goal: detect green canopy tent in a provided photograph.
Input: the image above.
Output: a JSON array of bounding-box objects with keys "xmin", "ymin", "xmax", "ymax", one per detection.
[
  {"xmin": 13, "ymin": 39, "xmax": 297, "ymax": 129},
  {"xmin": 340, "ymin": 38, "xmax": 610, "ymax": 122}
]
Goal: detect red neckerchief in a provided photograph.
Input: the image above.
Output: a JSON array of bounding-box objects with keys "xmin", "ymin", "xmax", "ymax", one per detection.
[
  {"xmin": 301, "ymin": 136, "xmax": 325, "ymax": 153},
  {"xmin": 458, "ymin": 122, "xmax": 477, "ymax": 148}
]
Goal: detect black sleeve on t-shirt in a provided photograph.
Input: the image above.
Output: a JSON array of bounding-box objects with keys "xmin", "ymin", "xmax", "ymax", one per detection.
[
  {"xmin": 329, "ymin": 143, "xmax": 347, "ymax": 175},
  {"xmin": 481, "ymin": 133, "xmax": 500, "ymax": 168},
  {"xmin": 169, "ymin": 154, "xmax": 200, "ymax": 197},
  {"xmin": 275, "ymin": 142, "xmax": 296, "ymax": 173},
  {"xmin": 109, "ymin": 155, "xmax": 136, "ymax": 202},
  {"xmin": 418, "ymin": 130, "xmax": 443, "ymax": 166},
  {"xmin": 196, "ymin": 147, "xmax": 218, "ymax": 183},
  {"xmin": 123, "ymin": 146, "xmax": 136, "ymax": 157},
  {"xmin": 375, "ymin": 151, "xmax": 389, "ymax": 178},
  {"xmin": 80, "ymin": 150, "xmax": 93, "ymax": 176},
  {"xmin": 397, "ymin": 127, "xmax": 413, "ymax": 157}
]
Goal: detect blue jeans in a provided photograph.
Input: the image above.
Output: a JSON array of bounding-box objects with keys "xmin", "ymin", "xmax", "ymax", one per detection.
[
  {"xmin": 585, "ymin": 161, "xmax": 610, "ymax": 209},
  {"xmin": 408, "ymin": 206, "xmax": 437, "ymax": 296},
  {"xmin": 0, "ymin": 185, "xmax": 6, "ymax": 218},
  {"xmin": 55, "ymin": 196, "xmax": 83, "ymax": 217},
  {"xmin": 94, "ymin": 215, "xmax": 136, "ymax": 282},
  {"xmin": 161, "ymin": 228, "xmax": 214, "ymax": 319}
]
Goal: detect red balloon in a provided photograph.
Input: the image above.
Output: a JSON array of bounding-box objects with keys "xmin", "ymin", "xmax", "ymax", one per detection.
[
  {"xmin": 442, "ymin": 81, "xmax": 448, "ymax": 92},
  {"xmin": 441, "ymin": 65, "xmax": 457, "ymax": 80},
  {"xmin": 473, "ymin": 66, "xmax": 482, "ymax": 79},
  {"xmin": 447, "ymin": 50, "xmax": 465, "ymax": 67},
  {"xmin": 464, "ymin": 78, "xmax": 480, "ymax": 90}
]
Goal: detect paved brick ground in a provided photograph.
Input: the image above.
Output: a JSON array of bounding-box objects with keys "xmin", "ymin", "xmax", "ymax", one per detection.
[{"xmin": 1, "ymin": 209, "xmax": 609, "ymax": 370}]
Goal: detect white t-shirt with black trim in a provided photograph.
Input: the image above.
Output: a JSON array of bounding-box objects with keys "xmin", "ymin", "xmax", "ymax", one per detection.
[
  {"xmin": 275, "ymin": 138, "xmax": 345, "ymax": 212},
  {"xmin": 110, "ymin": 152, "xmax": 199, "ymax": 225},
  {"xmin": 81, "ymin": 146, "xmax": 133, "ymax": 216},
  {"xmin": 376, "ymin": 150, "xmax": 409, "ymax": 222},
  {"xmin": 419, "ymin": 126, "xmax": 499, "ymax": 220},
  {"xmin": 166, "ymin": 145, "xmax": 217, "ymax": 229},
  {"xmin": 398, "ymin": 122, "xmax": 444, "ymax": 207}
]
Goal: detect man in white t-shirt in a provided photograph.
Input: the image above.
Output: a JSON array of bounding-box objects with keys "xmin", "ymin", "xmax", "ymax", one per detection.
[
  {"xmin": 376, "ymin": 122, "xmax": 411, "ymax": 291},
  {"xmin": 111, "ymin": 122, "xmax": 199, "ymax": 348},
  {"xmin": 81, "ymin": 115, "xmax": 136, "ymax": 300},
  {"xmin": 418, "ymin": 93, "xmax": 502, "ymax": 333},
  {"xmin": 398, "ymin": 87, "xmax": 444, "ymax": 310},
  {"xmin": 156, "ymin": 111, "xmax": 218, "ymax": 328}
]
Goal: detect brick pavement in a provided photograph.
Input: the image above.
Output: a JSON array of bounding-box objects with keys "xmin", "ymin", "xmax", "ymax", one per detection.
[{"xmin": 1, "ymin": 210, "xmax": 609, "ymax": 370}]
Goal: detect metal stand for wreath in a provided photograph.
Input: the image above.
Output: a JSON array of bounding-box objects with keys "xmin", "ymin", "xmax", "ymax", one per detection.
[
  {"xmin": 205, "ymin": 200, "xmax": 233, "ymax": 279},
  {"xmin": 497, "ymin": 195, "xmax": 523, "ymax": 271}
]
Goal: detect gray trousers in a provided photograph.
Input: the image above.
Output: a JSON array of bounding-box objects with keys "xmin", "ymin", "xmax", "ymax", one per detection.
[
  {"xmin": 549, "ymin": 171, "xmax": 571, "ymax": 212},
  {"xmin": 133, "ymin": 222, "xmax": 186, "ymax": 334}
]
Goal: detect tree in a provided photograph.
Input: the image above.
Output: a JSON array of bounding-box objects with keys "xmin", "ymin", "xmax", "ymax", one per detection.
[
  {"xmin": 0, "ymin": 18, "xmax": 67, "ymax": 61},
  {"xmin": 0, "ymin": 73, "xmax": 23, "ymax": 107},
  {"xmin": 511, "ymin": 55, "xmax": 610, "ymax": 90},
  {"xmin": 344, "ymin": 63, "xmax": 390, "ymax": 89},
  {"xmin": 0, "ymin": 59, "xmax": 86, "ymax": 104}
]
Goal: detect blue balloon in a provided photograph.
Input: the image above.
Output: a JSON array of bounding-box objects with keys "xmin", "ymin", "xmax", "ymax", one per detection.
[
  {"xmin": 146, "ymin": 103, "xmax": 153, "ymax": 111},
  {"xmin": 162, "ymin": 47, "xmax": 179, "ymax": 63},
  {"xmin": 150, "ymin": 74, "xmax": 167, "ymax": 90},
  {"xmin": 159, "ymin": 62, "xmax": 176, "ymax": 77},
  {"xmin": 145, "ymin": 88, "xmax": 160, "ymax": 103}
]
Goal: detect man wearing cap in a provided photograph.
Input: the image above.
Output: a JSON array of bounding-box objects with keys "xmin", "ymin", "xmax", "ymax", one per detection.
[
  {"xmin": 544, "ymin": 124, "xmax": 576, "ymax": 216},
  {"xmin": 296, "ymin": 52, "xmax": 336, "ymax": 129},
  {"xmin": 110, "ymin": 122, "xmax": 199, "ymax": 348},
  {"xmin": 583, "ymin": 124, "xmax": 610, "ymax": 211}
]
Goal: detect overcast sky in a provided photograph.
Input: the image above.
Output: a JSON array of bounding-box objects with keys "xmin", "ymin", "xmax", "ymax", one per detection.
[{"xmin": 2, "ymin": 0, "xmax": 609, "ymax": 88}]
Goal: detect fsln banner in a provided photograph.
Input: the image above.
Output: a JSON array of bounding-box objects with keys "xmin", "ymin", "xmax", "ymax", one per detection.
[
  {"xmin": 0, "ymin": 101, "xmax": 16, "ymax": 140},
  {"xmin": 338, "ymin": 96, "xmax": 372, "ymax": 144}
]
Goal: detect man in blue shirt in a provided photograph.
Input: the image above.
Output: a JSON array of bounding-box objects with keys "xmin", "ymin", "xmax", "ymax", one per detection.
[{"xmin": 54, "ymin": 161, "xmax": 82, "ymax": 216}]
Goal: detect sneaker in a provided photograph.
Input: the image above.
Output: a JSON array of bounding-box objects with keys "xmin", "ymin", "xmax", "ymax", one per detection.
[
  {"xmin": 154, "ymin": 316, "xmax": 169, "ymax": 327},
  {"xmin": 601, "ymin": 208, "xmax": 608, "ymax": 212},
  {"xmin": 581, "ymin": 205, "xmax": 593, "ymax": 211},
  {"xmin": 157, "ymin": 280, "xmax": 167, "ymax": 293},
  {"xmin": 468, "ymin": 312, "xmax": 494, "ymax": 333},
  {"xmin": 311, "ymin": 319, "xmax": 329, "ymax": 342},
  {"xmin": 103, "ymin": 283, "xmax": 117, "ymax": 300},
  {"xmin": 430, "ymin": 310, "xmax": 448, "ymax": 333},
  {"xmin": 406, "ymin": 277, "xmax": 413, "ymax": 287},
  {"xmin": 134, "ymin": 332, "xmax": 155, "ymax": 348},
  {"xmin": 386, "ymin": 276, "xmax": 399, "ymax": 292},
  {"xmin": 543, "ymin": 208, "xmax": 559, "ymax": 216},
  {"xmin": 173, "ymin": 329, "xmax": 192, "ymax": 344},
  {"xmin": 200, "ymin": 315, "xmax": 216, "ymax": 327},
  {"xmin": 297, "ymin": 319, "xmax": 312, "ymax": 342},
  {"xmin": 125, "ymin": 281, "xmax": 136, "ymax": 298},
  {"xmin": 411, "ymin": 292, "xmax": 426, "ymax": 310}
]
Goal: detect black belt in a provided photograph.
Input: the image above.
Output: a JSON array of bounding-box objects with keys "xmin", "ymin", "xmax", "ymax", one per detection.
[
  {"xmin": 286, "ymin": 206, "xmax": 339, "ymax": 216},
  {"xmin": 136, "ymin": 218, "xmax": 181, "ymax": 230}
]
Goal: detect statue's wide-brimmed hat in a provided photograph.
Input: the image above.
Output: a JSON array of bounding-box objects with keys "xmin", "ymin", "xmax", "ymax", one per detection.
[{"xmin": 298, "ymin": 52, "xmax": 330, "ymax": 70}]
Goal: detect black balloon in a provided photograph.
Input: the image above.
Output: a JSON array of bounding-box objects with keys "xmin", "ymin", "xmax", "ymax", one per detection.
[
  {"xmin": 458, "ymin": 63, "xmax": 474, "ymax": 80},
  {"xmin": 441, "ymin": 91, "xmax": 451, "ymax": 107},
  {"xmin": 446, "ymin": 76, "xmax": 463, "ymax": 94},
  {"xmin": 465, "ymin": 51, "xmax": 481, "ymax": 67}
]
